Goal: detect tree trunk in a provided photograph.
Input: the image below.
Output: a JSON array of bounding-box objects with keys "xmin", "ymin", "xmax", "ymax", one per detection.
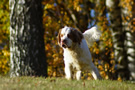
[
  {"xmin": 10, "ymin": 0, "xmax": 47, "ymax": 77},
  {"xmin": 124, "ymin": 1, "xmax": 135, "ymax": 80},
  {"xmin": 106, "ymin": 0, "xmax": 129, "ymax": 80}
]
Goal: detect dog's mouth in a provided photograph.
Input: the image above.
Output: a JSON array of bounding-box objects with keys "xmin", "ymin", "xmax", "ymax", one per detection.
[
  {"xmin": 61, "ymin": 42, "xmax": 71, "ymax": 48},
  {"xmin": 62, "ymin": 43, "xmax": 68, "ymax": 48}
]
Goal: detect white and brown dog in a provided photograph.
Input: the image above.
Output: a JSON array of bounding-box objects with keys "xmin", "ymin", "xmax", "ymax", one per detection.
[{"xmin": 58, "ymin": 26, "xmax": 102, "ymax": 80}]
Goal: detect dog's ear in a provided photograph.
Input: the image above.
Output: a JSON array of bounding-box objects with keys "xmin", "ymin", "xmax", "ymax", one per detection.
[
  {"xmin": 57, "ymin": 29, "xmax": 62, "ymax": 46},
  {"xmin": 71, "ymin": 28, "xmax": 83, "ymax": 44}
]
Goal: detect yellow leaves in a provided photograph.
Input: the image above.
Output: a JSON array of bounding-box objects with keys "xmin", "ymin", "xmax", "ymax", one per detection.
[
  {"xmin": 45, "ymin": 44, "xmax": 51, "ymax": 51},
  {"xmin": 117, "ymin": 77, "xmax": 122, "ymax": 81},
  {"xmin": 0, "ymin": 56, "xmax": 10, "ymax": 75},
  {"xmin": 68, "ymin": 0, "xmax": 82, "ymax": 12},
  {"xmin": 76, "ymin": 6, "xmax": 82, "ymax": 12},
  {"xmin": 53, "ymin": 72, "xmax": 57, "ymax": 77},
  {"xmin": 98, "ymin": 65, "xmax": 104, "ymax": 71},
  {"xmin": 2, "ymin": 50, "xmax": 10, "ymax": 57},
  {"xmin": 68, "ymin": 0, "xmax": 79, "ymax": 10},
  {"xmin": 105, "ymin": 75, "xmax": 109, "ymax": 79},
  {"xmin": 105, "ymin": 64, "xmax": 109, "ymax": 71},
  {"xmin": 100, "ymin": 71, "xmax": 106, "ymax": 78},
  {"xmin": 0, "ymin": 0, "xmax": 9, "ymax": 75},
  {"xmin": 121, "ymin": 0, "xmax": 133, "ymax": 10},
  {"xmin": 45, "ymin": 35, "xmax": 64, "ymax": 77},
  {"xmin": 0, "ymin": 45, "xmax": 10, "ymax": 75},
  {"xmin": 44, "ymin": 4, "xmax": 54, "ymax": 10}
]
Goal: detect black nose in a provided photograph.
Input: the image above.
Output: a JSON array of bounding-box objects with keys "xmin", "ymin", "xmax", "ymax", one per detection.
[
  {"xmin": 62, "ymin": 39, "xmax": 67, "ymax": 43},
  {"xmin": 61, "ymin": 39, "xmax": 67, "ymax": 48}
]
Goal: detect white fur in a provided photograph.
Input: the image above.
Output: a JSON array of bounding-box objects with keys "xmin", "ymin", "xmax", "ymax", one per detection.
[
  {"xmin": 83, "ymin": 27, "xmax": 101, "ymax": 47},
  {"xmin": 60, "ymin": 26, "xmax": 72, "ymax": 48},
  {"xmin": 60, "ymin": 26, "xmax": 102, "ymax": 80}
]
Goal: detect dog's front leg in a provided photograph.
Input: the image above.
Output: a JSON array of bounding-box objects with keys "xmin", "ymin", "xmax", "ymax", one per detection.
[
  {"xmin": 65, "ymin": 63, "xmax": 72, "ymax": 80},
  {"xmin": 76, "ymin": 70, "xmax": 81, "ymax": 80}
]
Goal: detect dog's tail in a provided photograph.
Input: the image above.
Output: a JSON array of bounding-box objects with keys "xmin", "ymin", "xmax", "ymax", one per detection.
[{"xmin": 83, "ymin": 27, "xmax": 101, "ymax": 48}]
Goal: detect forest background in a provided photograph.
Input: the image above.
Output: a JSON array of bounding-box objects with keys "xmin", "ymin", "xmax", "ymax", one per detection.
[{"xmin": 0, "ymin": 0, "xmax": 135, "ymax": 81}]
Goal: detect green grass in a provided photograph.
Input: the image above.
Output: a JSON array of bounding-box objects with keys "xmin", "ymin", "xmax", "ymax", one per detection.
[{"xmin": 0, "ymin": 76, "xmax": 135, "ymax": 90}]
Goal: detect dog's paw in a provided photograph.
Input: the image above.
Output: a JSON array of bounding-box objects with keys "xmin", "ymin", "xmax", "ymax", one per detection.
[{"xmin": 65, "ymin": 76, "xmax": 72, "ymax": 80}]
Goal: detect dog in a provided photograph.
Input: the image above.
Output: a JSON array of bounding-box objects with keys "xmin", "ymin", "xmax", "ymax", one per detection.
[{"xmin": 58, "ymin": 26, "xmax": 102, "ymax": 80}]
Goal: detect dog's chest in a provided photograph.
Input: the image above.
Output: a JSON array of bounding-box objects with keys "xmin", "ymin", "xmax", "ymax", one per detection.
[
  {"xmin": 64, "ymin": 48, "xmax": 83, "ymax": 62},
  {"xmin": 63, "ymin": 47, "xmax": 91, "ymax": 70}
]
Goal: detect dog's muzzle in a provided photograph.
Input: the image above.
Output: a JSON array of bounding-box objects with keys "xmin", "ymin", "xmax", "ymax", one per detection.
[{"xmin": 61, "ymin": 40, "xmax": 68, "ymax": 48}]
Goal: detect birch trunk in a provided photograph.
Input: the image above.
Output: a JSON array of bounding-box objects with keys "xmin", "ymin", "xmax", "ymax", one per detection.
[
  {"xmin": 123, "ymin": 1, "xmax": 135, "ymax": 80},
  {"xmin": 10, "ymin": 0, "xmax": 47, "ymax": 77},
  {"xmin": 106, "ymin": 0, "xmax": 129, "ymax": 79}
]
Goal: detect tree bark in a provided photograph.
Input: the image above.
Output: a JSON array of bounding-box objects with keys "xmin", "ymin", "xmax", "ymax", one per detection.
[
  {"xmin": 124, "ymin": 1, "xmax": 135, "ymax": 80},
  {"xmin": 10, "ymin": 0, "xmax": 47, "ymax": 77},
  {"xmin": 106, "ymin": 0, "xmax": 129, "ymax": 80}
]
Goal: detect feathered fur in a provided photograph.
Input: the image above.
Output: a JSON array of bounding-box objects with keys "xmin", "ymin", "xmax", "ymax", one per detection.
[{"xmin": 83, "ymin": 27, "xmax": 101, "ymax": 47}]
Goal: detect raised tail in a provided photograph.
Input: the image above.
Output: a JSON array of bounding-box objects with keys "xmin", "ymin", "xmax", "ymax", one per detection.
[{"xmin": 83, "ymin": 27, "xmax": 101, "ymax": 48}]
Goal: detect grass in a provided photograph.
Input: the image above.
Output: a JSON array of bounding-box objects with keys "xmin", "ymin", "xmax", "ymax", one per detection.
[{"xmin": 0, "ymin": 76, "xmax": 135, "ymax": 90}]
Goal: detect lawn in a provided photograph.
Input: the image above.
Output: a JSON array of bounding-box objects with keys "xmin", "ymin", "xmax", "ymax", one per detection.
[{"xmin": 0, "ymin": 76, "xmax": 135, "ymax": 90}]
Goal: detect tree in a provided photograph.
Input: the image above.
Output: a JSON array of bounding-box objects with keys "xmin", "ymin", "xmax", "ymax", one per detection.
[
  {"xmin": 10, "ymin": 0, "xmax": 47, "ymax": 77},
  {"xmin": 121, "ymin": 0, "xmax": 135, "ymax": 80},
  {"xmin": 106, "ymin": 0, "xmax": 135, "ymax": 80},
  {"xmin": 106, "ymin": 0, "xmax": 129, "ymax": 80}
]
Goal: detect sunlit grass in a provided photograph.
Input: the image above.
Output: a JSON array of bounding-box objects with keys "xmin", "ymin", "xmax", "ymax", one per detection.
[{"xmin": 0, "ymin": 76, "xmax": 135, "ymax": 90}]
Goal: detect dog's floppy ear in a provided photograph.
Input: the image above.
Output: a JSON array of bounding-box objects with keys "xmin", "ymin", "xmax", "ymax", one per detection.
[
  {"xmin": 71, "ymin": 28, "xmax": 83, "ymax": 44},
  {"xmin": 57, "ymin": 29, "xmax": 62, "ymax": 46}
]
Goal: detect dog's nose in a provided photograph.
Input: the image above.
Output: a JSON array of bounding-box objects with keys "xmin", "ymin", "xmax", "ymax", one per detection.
[
  {"xmin": 61, "ymin": 39, "xmax": 67, "ymax": 48},
  {"xmin": 62, "ymin": 39, "xmax": 67, "ymax": 43}
]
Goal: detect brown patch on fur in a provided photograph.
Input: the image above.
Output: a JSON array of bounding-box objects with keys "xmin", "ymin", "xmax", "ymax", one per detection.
[
  {"xmin": 57, "ymin": 29, "xmax": 62, "ymax": 46},
  {"xmin": 69, "ymin": 28, "xmax": 83, "ymax": 44}
]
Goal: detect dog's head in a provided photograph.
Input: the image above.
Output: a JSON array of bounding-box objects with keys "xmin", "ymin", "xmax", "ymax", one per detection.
[{"xmin": 58, "ymin": 26, "xmax": 83, "ymax": 48}]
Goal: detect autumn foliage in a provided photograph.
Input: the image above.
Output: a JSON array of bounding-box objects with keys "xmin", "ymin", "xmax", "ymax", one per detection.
[
  {"xmin": 0, "ymin": 0, "xmax": 135, "ymax": 80},
  {"xmin": 0, "ymin": 0, "xmax": 10, "ymax": 75}
]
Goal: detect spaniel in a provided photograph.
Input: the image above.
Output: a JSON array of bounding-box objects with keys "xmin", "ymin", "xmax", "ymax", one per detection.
[{"xmin": 58, "ymin": 26, "xmax": 102, "ymax": 80}]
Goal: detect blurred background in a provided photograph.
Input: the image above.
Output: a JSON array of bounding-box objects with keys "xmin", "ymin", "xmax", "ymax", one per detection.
[{"xmin": 0, "ymin": 0, "xmax": 135, "ymax": 80}]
